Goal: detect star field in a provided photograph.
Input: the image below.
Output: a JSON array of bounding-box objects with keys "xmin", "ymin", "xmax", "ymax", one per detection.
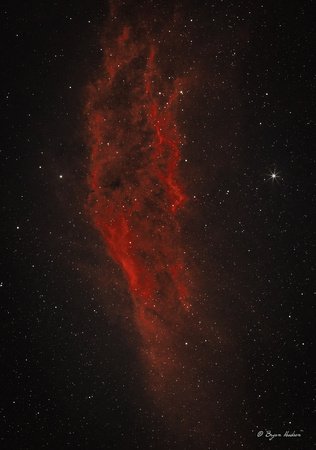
[{"xmin": 1, "ymin": 0, "xmax": 314, "ymax": 448}]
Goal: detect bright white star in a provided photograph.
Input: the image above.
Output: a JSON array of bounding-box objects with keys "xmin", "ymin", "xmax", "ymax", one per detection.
[{"xmin": 266, "ymin": 169, "xmax": 281, "ymax": 182}]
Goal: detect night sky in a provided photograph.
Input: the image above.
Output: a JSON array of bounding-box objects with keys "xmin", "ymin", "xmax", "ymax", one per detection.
[{"xmin": 1, "ymin": 0, "xmax": 314, "ymax": 449}]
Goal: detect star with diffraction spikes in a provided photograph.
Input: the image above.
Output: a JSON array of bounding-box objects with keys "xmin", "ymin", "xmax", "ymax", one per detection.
[{"xmin": 266, "ymin": 168, "xmax": 281, "ymax": 182}]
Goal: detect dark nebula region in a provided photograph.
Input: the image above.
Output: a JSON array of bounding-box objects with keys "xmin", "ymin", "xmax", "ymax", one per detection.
[{"xmin": 83, "ymin": 5, "xmax": 216, "ymax": 438}]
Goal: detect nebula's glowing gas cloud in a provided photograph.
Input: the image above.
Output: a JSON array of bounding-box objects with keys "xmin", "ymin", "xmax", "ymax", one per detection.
[
  {"xmin": 85, "ymin": 23, "xmax": 191, "ymax": 322},
  {"xmin": 83, "ymin": 7, "xmax": 215, "ymax": 440}
]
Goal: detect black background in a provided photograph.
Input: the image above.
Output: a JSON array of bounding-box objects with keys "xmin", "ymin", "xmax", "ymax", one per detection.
[{"xmin": 1, "ymin": 0, "xmax": 314, "ymax": 448}]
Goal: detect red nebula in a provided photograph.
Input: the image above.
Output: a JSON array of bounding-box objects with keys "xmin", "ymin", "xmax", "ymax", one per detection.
[
  {"xmin": 84, "ymin": 26, "xmax": 191, "ymax": 335},
  {"xmin": 83, "ymin": 17, "xmax": 215, "ymax": 440}
]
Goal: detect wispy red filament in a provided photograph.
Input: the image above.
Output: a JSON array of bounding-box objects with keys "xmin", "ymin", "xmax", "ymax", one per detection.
[{"xmin": 84, "ymin": 28, "xmax": 191, "ymax": 324}]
